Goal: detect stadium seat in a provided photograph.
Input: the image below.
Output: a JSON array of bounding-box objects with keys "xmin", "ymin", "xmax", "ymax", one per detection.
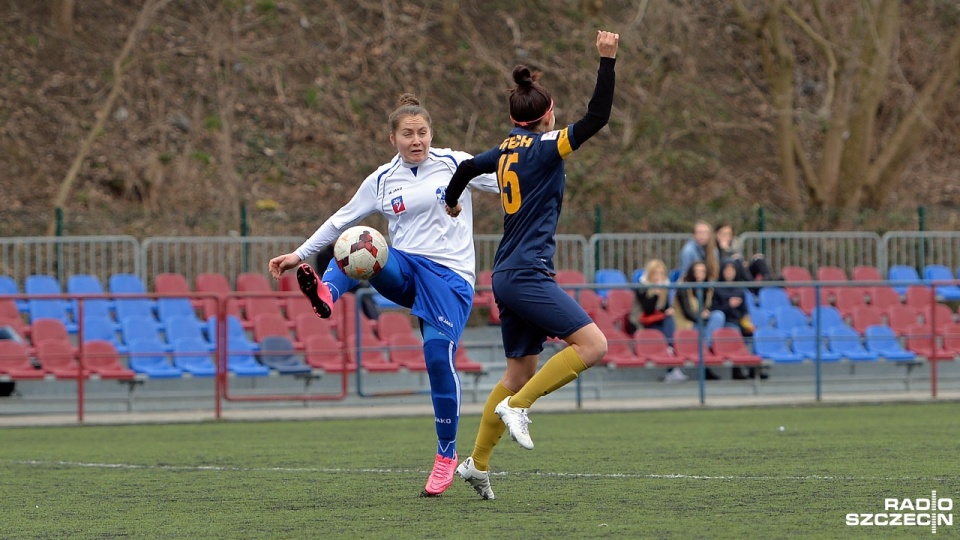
[
  {"xmin": 631, "ymin": 268, "xmax": 644, "ymax": 284},
  {"xmin": 864, "ymin": 325, "xmax": 916, "ymax": 361},
  {"xmin": 278, "ymin": 271, "xmax": 299, "ymax": 294},
  {"xmin": 668, "ymin": 269, "xmax": 682, "ymax": 283},
  {"xmin": 80, "ymin": 340, "xmax": 135, "ymax": 379},
  {"xmin": 258, "ymin": 335, "xmax": 312, "ymax": 375},
  {"xmin": 574, "ymin": 289, "xmax": 604, "ymax": 315},
  {"xmin": 79, "ymin": 315, "xmax": 125, "ymax": 353},
  {"xmin": 851, "ymin": 305, "xmax": 885, "ymax": 335},
  {"xmin": 833, "ymin": 287, "xmax": 869, "ymax": 318},
  {"xmin": 454, "ymin": 343, "xmax": 486, "ymax": 374},
  {"xmin": 922, "ymin": 264, "xmax": 960, "ymax": 301},
  {"xmin": 922, "ymin": 303, "xmax": 955, "ymax": 330},
  {"xmin": 387, "ymin": 333, "xmax": 428, "ymax": 372},
  {"xmin": 594, "ymin": 312, "xmax": 644, "ymax": 367},
  {"xmin": 345, "ymin": 335, "xmax": 399, "ymax": 372},
  {"xmin": 902, "ymin": 323, "xmax": 953, "ymax": 360},
  {"xmin": 794, "ymin": 286, "xmax": 823, "ymax": 315},
  {"xmin": 109, "ymin": 273, "xmax": 156, "ymax": 317},
  {"xmin": 938, "ymin": 323, "xmax": 960, "ymax": 356},
  {"xmin": 30, "ymin": 317, "xmax": 73, "ymax": 347},
  {"xmin": 294, "ymin": 313, "xmax": 338, "ymax": 343},
  {"xmin": 335, "ymin": 293, "xmax": 378, "ymax": 343},
  {"xmin": 868, "ymin": 285, "xmax": 903, "ymax": 313},
  {"xmin": 789, "ymin": 326, "xmax": 842, "ymax": 362},
  {"xmin": 757, "ymin": 288, "xmax": 791, "ymax": 312},
  {"xmin": 555, "ymin": 269, "xmax": 586, "ymax": 290},
  {"xmin": 885, "ymin": 304, "xmax": 920, "ymax": 336},
  {"xmin": 473, "ymin": 270, "xmax": 495, "ymax": 317},
  {"xmin": 825, "ymin": 326, "xmax": 878, "ymax": 361},
  {"xmin": 236, "ymin": 272, "xmax": 273, "ymax": 294},
  {"xmin": 0, "ymin": 298, "xmax": 28, "ymax": 339},
  {"xmin": 285, "ymin": 294, "xmax": 317, "ymax": 325},
  {"xmin": 816, "ymin": 266, "xmax": 848, "ymax": 303},
  {"xmin": 165, "ymin": 315, "xmax": 214, "ymax": 352},
  {"xmin": 303, "ymin": 333, "xmax": 353, "ymax": 373},
  {"xmin": 155, "ymin": 273, "xmax": 192, "ymax": 295},
  {"xmin": 206, "ymin": 315, "xmax": 258, "ymax": 351},
  {"xmin": 810, "ymin": 306, "xmax": 846, "ymax": 333},
  {"xmin": 887, "ymin": 265, "xmax": 921, "ymax": 295},
  {"xmin": 121, "ymin": 316, "xmax": 169, "ymax": 352},
  {"xmin": 0, "ymin": 275, "xmax": 26, "ymax": 313},
  {"xmin": 156, "ymin": 297, "xmax": 198, "ymax": 323},
  {"xmin": 252, "ymin": 312, "xmax": 296, "ymax": 346},
  {"xmin": 673, "ymin": 328, "xmax": 723, "ymax": 365},
  {"xmin": 633, "ymin": 328, "xmax": 682, "ymax": 367},
  {"xmin": 36, "ymin": 340, "xmax": 87, "ymax": 378},
  {"xmin": 904, "ymin": 285, "xmax": 935, "ymax": 315},
  {"xmin": 710, "ymin": 327, "xmax": 763, "ymax": 366},
  {"xmin": 126, "ymin": 339, "xmax": 182, "ymax": 378},
  {"xmin": 244, "ymin": 296, "xmax": 285, "ymax": 326},
  {"xmin": 170, "ymin": 338, "xmax": 217, "ymax": 377},
  {"xmin": 752, "ymin": 327, "xmax": 804, "ymax": 363},
  {"xmin": 25, "ymin": 274, "xmax": 77, "ymax": 333},
  {"xmin": 0, "ymin": 340, "xmax": 45, "ymax": 379},
  {"xmin": 604, "ymin": 289, "xmax": 634, "ymax": 330},
  {"xmin": 594, "ymin": 268, "xmax": 629, "ymax": 300},
  {"xmin": 224, "ymin": 338, "xmax": 271, "ymax": 376},
  {"xmin": 774, "ymin": 305, "xmax": 809, "ymax": 333},
  {"xmin": 376, "ymin": 312, "xmax": 416, "ymax": 342},
  {"xmin": 66, "ymin": 274, "xmax": 112, "ymax": 321},
  {"xmin": 780, "ymin": 265, "xmax": 812, "ymax": 303},
  {"xmin": 852, "ymin": 265, "xmax": 883, "ymax": 282},
  {"xmin": 195, "ymin": 272, "xmax": 241, "ymax": 321}
]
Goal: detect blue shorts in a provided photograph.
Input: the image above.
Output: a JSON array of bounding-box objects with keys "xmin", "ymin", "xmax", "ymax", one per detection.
[
  {"xmin": 492, "ymin": 268, "xmax": 593, "ymax": 358},
  {"xmin": 369, "ymin": 249, "xmax": 473, "ymax": 342}
]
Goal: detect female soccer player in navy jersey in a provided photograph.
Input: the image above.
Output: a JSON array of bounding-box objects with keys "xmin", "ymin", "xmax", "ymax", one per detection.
[
  {"xmin": 444, "ymin": 30, "xmax": 619, "ymax": 500},
  {"xmin": 269, "ymin": 94, "xmax": 499, "ymax": 497}
]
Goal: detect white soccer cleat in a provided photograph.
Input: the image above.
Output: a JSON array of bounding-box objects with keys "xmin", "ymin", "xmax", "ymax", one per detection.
[
  {"xmin": 456, "ymin": 456, "xmax": 495, "ymax": 500},
  {"xmin": 495, "ymin": 397, "xmax": 534, "ymax": 450}
]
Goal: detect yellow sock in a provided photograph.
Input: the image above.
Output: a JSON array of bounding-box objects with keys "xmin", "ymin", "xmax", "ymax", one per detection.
[
  {"xmin": 471, "ymin": 382, "xmax": 513, "ymax": 472},
  {"xmin": 510, "ymin": 347, "xmax": 588, "ymax": 409}
]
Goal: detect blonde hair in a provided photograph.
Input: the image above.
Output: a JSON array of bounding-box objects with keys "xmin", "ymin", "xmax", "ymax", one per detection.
[{"xmin": 641, "ymin": 259, "xmax": 669, "ymax": 308}]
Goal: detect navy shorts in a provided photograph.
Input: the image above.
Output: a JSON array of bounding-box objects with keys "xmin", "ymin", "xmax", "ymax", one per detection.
[{"xmin": 492, "ymin": 268, "xmax": 594, "ymax": 358}]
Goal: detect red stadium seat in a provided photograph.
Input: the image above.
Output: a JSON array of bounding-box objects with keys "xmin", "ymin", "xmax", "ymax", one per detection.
[
  {"xmin": 80, "ymin": 340, "xmax": 136, "ymax": 379},
  {"xmin": 0, "ymin": 340, "xmax": 45, "ymax": 379},
  {"xmin": 388, "ymin": 333, "xmax": 427, "ymax": 372},
  {"xmin": 30, "ymin": 318, "xmax": 72, "ymax": 347},
  {"xmin": 711, "ymin": 327, "xmax": 763, "ymax": 366},
  {"xmin": 377, "ymin": 312, "xmax": 416, "ymax": 342},
  {"xmin": 633, "ymin": 328, "xmax": 682, "ymax": 367},
  {"xmin": 852, "ymin": 265, "xmax": 883, "ymax": 282},
  {"xmin": 851, "ymin": 305, "xmax": 884, "ymax": 335},
  {"xmin": 36, "ymin": 340, "xmax": 88, "ymax": 378},
  {"xmin": 345, "ymin": 335, "xmax": 398, "ymax": 372},
  {"xmin": 195, "ymin": 273, "xmax": 242, "ymax": 321},
  {"xmin": 303, "ymin": 333, "xmax": 354, "ymax": 373},
  {"xmin": 294, "ymin": 313, "xmax": 338, "ymax": 342},
  {"xmin": 886, "ymin": 304, "xmax": 920, "ymax": 336},
  {"xmin": 673, "ymin": 329, "xmax": 723, "ymax": 365}
]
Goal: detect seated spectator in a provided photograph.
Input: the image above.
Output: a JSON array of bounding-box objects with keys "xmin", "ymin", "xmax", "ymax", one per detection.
[
  {"xmin": 672, "ymin": 261, "xmax": 725, "ymax": 381},
  {"xmin": 626, "ymin": 259, "xmax": 675, "ymax": 342},
  {"xmin": 715, "ymin": 223, "xmax": 776, "ymax": 283},
  {"xmin": 678, "ymin": 220, "xmax": 719, "ymax": 281},
  {"xmin": 711, "ymin": 259, "xmax": 752, "ymax": 336}
]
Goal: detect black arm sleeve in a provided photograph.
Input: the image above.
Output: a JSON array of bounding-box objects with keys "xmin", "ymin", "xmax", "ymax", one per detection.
[
  {"xmin": 444, "ymin": 158, "xmax": 484, "ymax": 207},
  {"xmin": 569, "ymin": 56, "xmax": 616, "ymax": 148}
]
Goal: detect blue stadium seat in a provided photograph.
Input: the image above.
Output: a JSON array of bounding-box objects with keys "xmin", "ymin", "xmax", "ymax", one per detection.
[
  {"xmin": 631, "ymin": 268, "xmax": 644, "ymax": 284},
  {"xmin": 864, "ymin": 325, "xmax": 917, "ymax": 361},
  {"xmin": 810, "ymin": 305, "xmax": 846, "ymax": 333},
  {"xmin": 225, "ymin": 338, "xmax": 271, "ymax": 376},
  {"xmin": 790, "ymin": 326, "xmax": 842, "ymax": 362},
  {"xmin": 157, "ymin": 297, "xmax": 197, "ymax": 323},
  {"xmin": 170, "ymin": 338, "xmax": 217, "ymax": 377},
  {"xmin": 258, "ymin": 335, "xmax": 312, "ymax": 375},
  {"xmin": 668, "ymin": 269, "xmax": 682, "ymax": 283},
  {"xmin": 922, "ymin": 264, "xmax": 960, "ymax": 301},
  {"xmin": 207, "ymin": 315, "xmax": 259, "ymax": 351},
  {"xmin": 887, "ymin": 265, "xmax": 921, "ymax": 295},
  {"xmin": 80, "ymin": 315, "xmax": 126, "ymax": 354},
  {"xmin": 127, "ymin": 339, "xmax": 182, "ymax": 378},
  {"xmin": 0, "ymin": 275, "xmax": 27, "ymax": 313},
  {"xmin": 757, "ymin": 287, "xmax": 791, "ymax": 312},
  {"xmin": 752, "ymin": 327, "xmax": 804, "ymax": 363},
  {"xmin": 594, "ymin": 268, "xmax": 629, "ymax": 300},
  {"xmin": 67, "ymin": 274, "xmax": 113, "ymax": 321},
  {"xmin": 110, "ymin": 273, "xmax": 156, "ymax": 318},
  {"xmin": 825, "ymin": 326, "xmax": 879, "ymax": 361},
  {"xmin": 25, "ymin": 274, "xmax": 77, "ymax": 333},
  {"xmin": 774, "ymin": 305, "xmax": 809, "ymax": 333},
  {"xmin": 120, "ymin": 316, "xmax": 170, "ymax": 352},
  {"xmin": 165, "ymin": 315, "xmax": 214, "ymax": 351}
]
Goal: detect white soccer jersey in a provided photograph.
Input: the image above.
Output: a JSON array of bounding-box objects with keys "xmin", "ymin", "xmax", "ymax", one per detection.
[{"xmin": 295, "ymin": 148, "xmax": 500, "ymax": 287}]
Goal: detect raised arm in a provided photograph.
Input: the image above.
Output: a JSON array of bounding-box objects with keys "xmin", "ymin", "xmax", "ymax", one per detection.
[{"xmin": 569, "ymin": 30, "xmax": 619, "ymax": 148}]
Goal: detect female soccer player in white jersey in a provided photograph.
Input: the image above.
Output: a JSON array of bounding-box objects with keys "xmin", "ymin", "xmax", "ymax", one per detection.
[
  {"xmin": 268, "ymin": 94, "xmax": 499, "ymax": 497},
  {"xmin": 444, "ymin": 30, "xmax": 618, "ymax": 500}
]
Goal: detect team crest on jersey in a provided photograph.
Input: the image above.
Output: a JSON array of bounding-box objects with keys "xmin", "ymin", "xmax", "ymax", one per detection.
[
  {"xmin": 542, "ymin": 130, "xmax": 560, "ymax": 141},
  {"xmin": 436, "ymin": 187, "xmax": 446, "ymax": 205},
  {"xmin": 391, "ymin": 196, "xmax": 406, "ymax": 215}
]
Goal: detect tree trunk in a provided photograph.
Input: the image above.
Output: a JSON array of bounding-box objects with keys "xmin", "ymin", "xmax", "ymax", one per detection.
[
  {"xmin": 51, "ymin": 0, "xmax": 75, "ymax": 37},
  {"xmin": 765, "ymin": 0, "xmax": 804, "ymax": 215}
]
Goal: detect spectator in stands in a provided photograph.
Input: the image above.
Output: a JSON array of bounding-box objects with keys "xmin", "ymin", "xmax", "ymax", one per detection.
[
  {"xmin": 711, "ymin": 259, "xmax": 751, "ymax": 335},
  {"xmin": 714, "ymin": 222, "xmax": 776, "ymax": 283},
  {"xmin": 678, "ymin": 220, "xmax": 719, "ymax": 281},
  {"xmin": 626, "ymin": 259, "xmax": 675, "ymax": 342},
  {"xmin": 673, "ymin": 260, "xmax": 724, "ymax": 380},
  {"xmin": 268, "ymin": 93, "xmax": 501, "ymax": 497},
  {"xmin": 443, "ymin": 30, "xmax": 618, "ymax": 499}
]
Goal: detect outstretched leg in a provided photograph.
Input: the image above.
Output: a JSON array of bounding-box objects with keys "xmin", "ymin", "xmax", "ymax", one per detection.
[{"xmin": 421, "ymin": 322, "xmax": 461, "ymax": 496}]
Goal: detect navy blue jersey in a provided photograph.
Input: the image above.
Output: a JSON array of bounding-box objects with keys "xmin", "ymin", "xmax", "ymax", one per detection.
[{"xmin": 471, "ymin": 125, "xmax": 579, "ymax": 274}]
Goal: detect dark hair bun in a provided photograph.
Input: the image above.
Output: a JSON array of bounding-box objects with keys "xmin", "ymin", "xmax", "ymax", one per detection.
[
  {"xmin": 397, "ymin": 93, "xmax": 420, "ymax": 107},
  {"xmin": 512, "ymin": 65, "xmax": 534, "ymax": 87}
]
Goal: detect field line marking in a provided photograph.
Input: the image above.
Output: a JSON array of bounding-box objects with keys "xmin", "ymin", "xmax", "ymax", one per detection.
[{"xmin": 4, "ymin": 460, "xmax": 953, "ymax": 482}]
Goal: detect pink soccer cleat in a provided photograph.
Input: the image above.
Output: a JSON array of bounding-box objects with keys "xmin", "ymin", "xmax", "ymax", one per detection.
[
  {"xmin": 296, "ymin": 263, "xmax": 333, "ymax": 319},
  {"xmin": 421, "ymin": 453, "xmax": 458, "ymax": 497}
]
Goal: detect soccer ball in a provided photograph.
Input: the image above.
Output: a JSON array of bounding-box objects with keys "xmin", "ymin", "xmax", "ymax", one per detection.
[{"xmin": 333, "ymin": 226, "xmax": 389, "ymax": 280}]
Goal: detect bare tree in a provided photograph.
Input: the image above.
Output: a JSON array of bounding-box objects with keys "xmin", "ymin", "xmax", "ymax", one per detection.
[{"xmin": 734, "ymin": 0, "xmax": 960, "ymax": 224}]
